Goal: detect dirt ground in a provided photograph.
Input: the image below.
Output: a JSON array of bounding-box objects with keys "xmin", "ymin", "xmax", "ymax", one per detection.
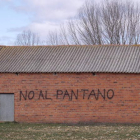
[{"xmin": 0, "ymin": 123, "xmax": 140, "ymax": 140}]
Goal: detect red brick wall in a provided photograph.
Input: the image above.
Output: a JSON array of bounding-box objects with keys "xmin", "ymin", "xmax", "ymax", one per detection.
[{"xmin": 0, "ymin": 73, "xmax": 140, "ymax": 123}]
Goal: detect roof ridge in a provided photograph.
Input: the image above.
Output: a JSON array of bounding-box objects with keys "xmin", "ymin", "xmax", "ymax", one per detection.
[
  {"xmin": 0, "ymin": 45, "xmax": 6, "ymax": 51},
  {"xmin": 4, "ymin": 44, "xmax": 140, "ymax": 47}
]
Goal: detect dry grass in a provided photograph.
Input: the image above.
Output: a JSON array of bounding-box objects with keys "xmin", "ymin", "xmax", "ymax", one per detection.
[{"xmin": 0, "ymin": 122, "xmax": 140, "ymax": 140}]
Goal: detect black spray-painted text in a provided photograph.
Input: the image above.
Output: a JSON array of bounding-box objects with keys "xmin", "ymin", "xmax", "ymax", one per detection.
[{"xmin": 20, "ymin": 89, "xmax": 114, "ymax": 101}]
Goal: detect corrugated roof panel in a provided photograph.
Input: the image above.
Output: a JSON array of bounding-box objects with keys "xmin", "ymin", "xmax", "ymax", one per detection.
[{"xmin": 0, "ymin": 45, "xmax": 140, "ymax": 73}]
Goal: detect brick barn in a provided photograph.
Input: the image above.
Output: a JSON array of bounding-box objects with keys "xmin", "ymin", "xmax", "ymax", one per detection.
[{"xmin": 0, "ymin": 45, "xmax": 139, "ymax": 123}]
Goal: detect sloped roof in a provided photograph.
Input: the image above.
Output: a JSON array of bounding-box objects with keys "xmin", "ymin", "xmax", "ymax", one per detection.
[{"xmin": 0, "ymin": 45, "xmax": 140, "ymax": 73}]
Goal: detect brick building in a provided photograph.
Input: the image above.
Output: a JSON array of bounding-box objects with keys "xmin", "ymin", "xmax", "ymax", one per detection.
[{"xmin": 0, "ymin": 45, "xmax": 139, "ymax": 123}]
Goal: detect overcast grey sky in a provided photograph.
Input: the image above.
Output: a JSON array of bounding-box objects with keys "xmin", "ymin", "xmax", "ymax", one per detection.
[{"xmin": 0, "ymin": 0, "xmax": 139, "ymax": 45}]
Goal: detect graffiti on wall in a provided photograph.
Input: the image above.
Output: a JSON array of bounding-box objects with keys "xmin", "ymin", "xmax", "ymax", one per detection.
[{"xmin": 20, "ymin": 89, "xmax": 114, "ymax": 101}]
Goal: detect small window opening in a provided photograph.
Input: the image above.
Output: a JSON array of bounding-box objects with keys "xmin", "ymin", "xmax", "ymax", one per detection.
[
  {"xmin": 53, "ymin": 72, "xmax": 57, "ymax": 75},
  {"xmin": 92, "ymin": 73, "xmax": 96, "ymax": 76},
  {"xmin": 15, "ymin": 72, "xmax": 19, "ymax": 76}
]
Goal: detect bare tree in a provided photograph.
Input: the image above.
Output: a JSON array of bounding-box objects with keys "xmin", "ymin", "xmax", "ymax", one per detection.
[
  {"xmin": 59, "ymin": 24, "xmax": 70, "ymax": 45},
  {"xmin": 47, "ymin": 0, "xmax": 140, "ymax": 45},
  {"xmin": 102, "ymin": 0, "xmax": 140, "ymax": 45},
  {"xmin": 15, "ymin": 30, "xmax": 41, "ymax": 46},
  {"xmin": 48, "ymin": 31, "xmax": 59, "ymax": 45},
  {"xmin": 77, "ymin": 1, "xmax": 103, "ymax": 45},
  {"xmin": 67, "ymin": 20, "xmax": 81, "ymax": 45},
  {"xmin": 47, "ymin": 24, "xmax": 71, "ymax": 45}
]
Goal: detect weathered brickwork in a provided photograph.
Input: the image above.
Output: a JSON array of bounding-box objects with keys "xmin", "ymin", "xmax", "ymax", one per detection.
[{"xmin": 0, "ymin": 73, "xmax": 139, "ymax": 123}]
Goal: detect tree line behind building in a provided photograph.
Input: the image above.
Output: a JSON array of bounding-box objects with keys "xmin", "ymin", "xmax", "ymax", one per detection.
[{"xmin": 15, "ymin": 0, "xmax": 140, "ymax": 46}]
